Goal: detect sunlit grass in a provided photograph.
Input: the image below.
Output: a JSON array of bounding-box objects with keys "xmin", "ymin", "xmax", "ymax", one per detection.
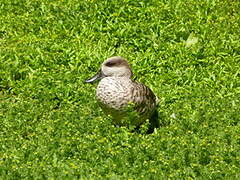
[{"xmin": 0, "ymin": 0, "xmax": 239, "ymax": 179}]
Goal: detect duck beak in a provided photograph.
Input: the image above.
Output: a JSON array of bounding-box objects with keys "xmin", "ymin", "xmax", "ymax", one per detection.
[{"xmin": 85, "ymin": 70, "xmax": 106, "ymax": 83}]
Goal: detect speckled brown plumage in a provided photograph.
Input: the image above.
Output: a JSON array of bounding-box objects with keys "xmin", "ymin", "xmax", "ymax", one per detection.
[{"xmin": 85, "ymin": 56, "xmax": 159, "ymax": 131}]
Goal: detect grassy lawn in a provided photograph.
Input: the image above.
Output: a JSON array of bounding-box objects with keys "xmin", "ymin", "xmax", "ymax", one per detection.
[{"xmin": 0, "ymin": 0, "xmax": 239, "ymax": 179}]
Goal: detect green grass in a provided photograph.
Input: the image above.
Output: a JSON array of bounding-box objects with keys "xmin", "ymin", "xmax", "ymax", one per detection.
[{"xmin": 0, "ymin": 0, "xmax": 240, "ymax": 179}]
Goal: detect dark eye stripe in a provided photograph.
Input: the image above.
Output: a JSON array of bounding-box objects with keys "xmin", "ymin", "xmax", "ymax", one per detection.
[{"xmin": 106, "ymin": 61, "xmax": 117, "ymax": 67}]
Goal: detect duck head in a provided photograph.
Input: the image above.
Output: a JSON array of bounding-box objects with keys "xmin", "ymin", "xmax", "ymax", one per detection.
[{"xmin": 85, "ymin": 56, "xmax": 133, "ymax": 83}]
